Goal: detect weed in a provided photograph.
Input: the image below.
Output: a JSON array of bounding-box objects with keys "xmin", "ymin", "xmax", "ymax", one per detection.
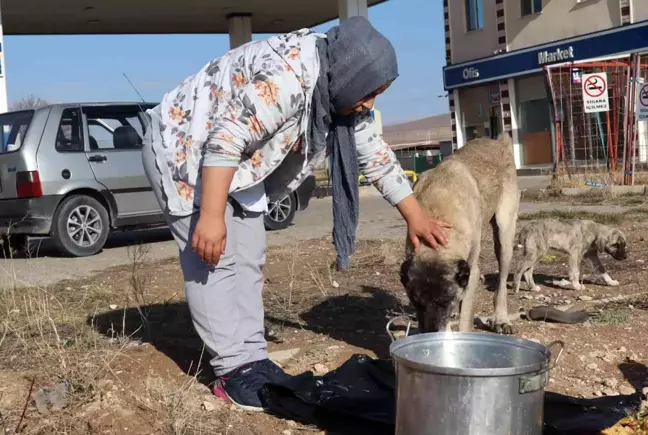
[
  {"xmin": 146, "ymin": 351, "xmax": 208, "ymax": 435},
  {"xmin": 266, "ymin": 243, "xmax": 300, "ymax": 314},
  {"xmin": 127, "ymin": 244, "xmax": 154, "ymax": 328},
  {"xmin": 549, "ymin": 170, "xmax": 648, "ymax": 189},
  {"xmin": 592, "ymin": 305, "xmax": 631, "ymax": 325},
  {"xmin": 566, "ymin": 191, "xmax": 647, "ymax": 206},
  {"xmin": 519, "ymin": 207, "xmax": 648, "ymax": 225},
  {"xmin": 0, "ymin": 243, "xmax": 183, "ymax": 433}
]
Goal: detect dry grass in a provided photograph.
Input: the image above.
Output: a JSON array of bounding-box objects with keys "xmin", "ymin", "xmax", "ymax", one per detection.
[
  {"xmin": 0, "ymin": 244, "xmax": 218, "ymax": 434},
  {"xmin": 0, "ymin": 288, "xmax": 118, "ymax": 432},
  {"xmin": 560, "ymin": 191, "xmax": 648, "ymax": 206},
  {"xmin": 3, "ymin": 225, "xmax": 645, "ymax": 433},
  {"xmin": 0, "ymin": 238, "xmax": 353, "ymax": 434},
  {"xmin": 145, "ymin": 361, "xmax": 207, "ymax": 435},
  {"xmin": 532, "ymin": 169, "xmax": 648, "ymax": 205},
  {"xmin": 549, "ymin": 169, "xmax": 648, "ymax": 190},
  {"xmin": 519, "ymin": 206, "xmax": 648, "ymax": 225}
]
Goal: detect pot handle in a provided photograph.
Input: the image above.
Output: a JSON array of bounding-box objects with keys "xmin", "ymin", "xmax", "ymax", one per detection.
[
  {"xmin": 386, "ymin": 315, "xmax": 413, "ymax": 343},
  {"xmin": 545, "ymin": 340, "xmax": 565, "ymax": 370}
]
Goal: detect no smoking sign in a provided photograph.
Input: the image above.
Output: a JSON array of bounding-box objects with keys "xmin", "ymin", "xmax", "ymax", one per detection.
[
  {"xmin": 637, "ymin": 83, "xmax": 648, "ymax": 121},
  {"xmin": 582, "ymin": 72, "xmax": 610, "ymax": 113}
]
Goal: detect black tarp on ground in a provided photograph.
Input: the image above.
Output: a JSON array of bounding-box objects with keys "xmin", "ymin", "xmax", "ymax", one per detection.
[{"xmin": 260, "ymin": 354, "xmax": 644, "ymax": 435}]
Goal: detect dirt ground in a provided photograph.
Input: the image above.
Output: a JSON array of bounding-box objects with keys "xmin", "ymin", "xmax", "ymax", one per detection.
[{"xmin": 2, "ymin": 204, "xmax": 648, "ymax": 434}]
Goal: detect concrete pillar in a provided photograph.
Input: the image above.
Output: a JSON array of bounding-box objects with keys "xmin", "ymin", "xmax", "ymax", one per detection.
[
  {"xmin": 338, "ymin": 0, "xmax": 368, "ymax": 22},
  {"xmin": 338, "ymin": 0, "xmax": 371, "ymax": 132},
  {"xmin": 0, "ymin": 0, "xmax": 8, "ymax": 113},
  {"xmin": 507, "ymin": 78, "xmax": 521, "ymax": 168},
  {"xmin": 372, "ymin": 108, "xmax": 383, "ymax": 135},
  {"xmin": 453, "ymin": 89, "xmax": 465, "ymax": 148},
  {"xmin": 228, "ymin": 14, "xmax": 252, "ymax": 50}
]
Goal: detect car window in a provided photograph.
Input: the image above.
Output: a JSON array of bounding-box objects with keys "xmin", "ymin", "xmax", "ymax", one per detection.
[
  {"xmin": 56, "ymin": 109, "xmax": 85, "ymax": 153},
  {"xmin": 0, "ymin": 110, "xmax": 35, "ymax": 154},
  {"xmin": 83, "ymin": 106, "xmax": 145, "ymax": 151},
  {"xmin": 87, "ymin": 121, "xmax": 115, "ymax": 149},
  {"xmin": 126, "ymin": 117, "xmax": 145, "ymax": 138}
]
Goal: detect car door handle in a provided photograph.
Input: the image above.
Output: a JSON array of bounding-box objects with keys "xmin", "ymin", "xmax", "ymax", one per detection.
[{"xmin": 88, "ymin": 155, "xmax": 107, "ymax": 162}]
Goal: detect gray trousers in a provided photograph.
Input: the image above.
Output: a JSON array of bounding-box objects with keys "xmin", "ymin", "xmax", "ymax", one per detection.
[{"xmin": 142, "ymin": 141, "xmax": 268, "ymax": 376}]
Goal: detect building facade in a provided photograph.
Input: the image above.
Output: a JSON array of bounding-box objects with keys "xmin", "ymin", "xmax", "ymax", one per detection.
[{"xmin": 443, "ymin": 0, "xmax": 648, "ymax": 169}]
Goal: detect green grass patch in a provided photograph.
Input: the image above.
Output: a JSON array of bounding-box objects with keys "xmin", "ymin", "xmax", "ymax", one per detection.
[{"xmin": 592, "ymin": 305, "xmax": 632, "ymax": 325}]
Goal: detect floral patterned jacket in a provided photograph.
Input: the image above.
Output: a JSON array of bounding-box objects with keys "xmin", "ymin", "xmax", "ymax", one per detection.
[{"xmin": 147, "ymin": 28, "xmax": 412, "ymax": 217}]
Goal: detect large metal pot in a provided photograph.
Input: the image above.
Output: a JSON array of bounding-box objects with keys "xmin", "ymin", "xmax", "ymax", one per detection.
[{"xmin": 389, "ymin": 332, "xmax": 563, "ymax": 435}]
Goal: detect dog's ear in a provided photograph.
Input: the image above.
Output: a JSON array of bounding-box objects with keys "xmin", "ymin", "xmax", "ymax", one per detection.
[
  {"xmin": 595, "ymin": 229, "xmax": 610, "ymax": 252},
  {"xmin": 614, "ymin": 231, "xmax": 627, "ymax": 252},
  {"xmin": 455, "ymin": 260, "xmax": 470, "ymax": 289},
  {"xmin": 400, "ymin": 257, "xmax": 412, "ymax": 288}
]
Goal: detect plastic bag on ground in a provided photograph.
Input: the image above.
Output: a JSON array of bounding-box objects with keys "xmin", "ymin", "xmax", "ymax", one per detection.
[
  {"xmin": 260, "ymin": 353, "xmax": 644, "ymax": 435},
  {"xmin": 260, "ymin": 354, "xmax": 394, "ymax": 434}
]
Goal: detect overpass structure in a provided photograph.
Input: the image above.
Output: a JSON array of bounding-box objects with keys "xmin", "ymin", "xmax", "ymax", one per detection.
[{"xmin": 0, "ymin": 0, "xmax": 386, "ymax": 112}]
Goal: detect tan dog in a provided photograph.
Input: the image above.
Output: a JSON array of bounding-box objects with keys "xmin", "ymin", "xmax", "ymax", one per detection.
[{"xmin": 400, "ymin": 134, "xmax": 520, "ymax": 334}]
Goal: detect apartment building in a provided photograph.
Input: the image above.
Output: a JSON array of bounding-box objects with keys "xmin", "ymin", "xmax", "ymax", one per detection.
[{"xmin": 442, "ymin": 0, "xmax": 648, "ymax": 169}]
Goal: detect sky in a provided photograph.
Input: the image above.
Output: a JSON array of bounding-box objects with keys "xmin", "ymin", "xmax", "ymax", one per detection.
[{"xmin": 4, "ymin": 0, "xmax": 447, "ymax": 125}]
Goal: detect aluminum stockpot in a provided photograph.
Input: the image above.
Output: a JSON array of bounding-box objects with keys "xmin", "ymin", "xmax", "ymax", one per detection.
[{"xmin": 389, "ymin": 332, "xmax": 563, "ymax": 435}]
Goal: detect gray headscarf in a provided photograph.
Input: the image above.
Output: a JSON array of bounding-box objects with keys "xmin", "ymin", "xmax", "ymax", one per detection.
[{"xmin": 308, "ymin": 16, "xmax": 399, "ymax": 270}]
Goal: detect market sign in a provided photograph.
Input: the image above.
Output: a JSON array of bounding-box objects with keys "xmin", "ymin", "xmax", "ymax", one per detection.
[{"xmin": 443, "ymin": 21, "xmax": 648, "ymax": 90}]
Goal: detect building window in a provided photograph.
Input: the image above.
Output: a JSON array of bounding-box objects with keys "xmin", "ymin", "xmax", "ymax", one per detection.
[
  {"xmin": 465, "ymin": 0, "xmax": 484, "ymax": 31},
  {"xmin": 521, "ymin": 0, "xmax": 543, "ymax": 16}
]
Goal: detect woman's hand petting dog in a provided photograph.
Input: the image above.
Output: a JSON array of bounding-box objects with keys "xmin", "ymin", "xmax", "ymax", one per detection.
[
  {"xmin": 397, "ymin": 194, "xmax": 452, "ymax": 251},
  {"xmin": 407, "ymin": 214, "xmax": 452, "ymax": 252}
]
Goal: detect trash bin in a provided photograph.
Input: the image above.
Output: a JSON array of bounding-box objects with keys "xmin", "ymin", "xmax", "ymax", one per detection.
[{"xmin": 413, "ymin": 154, "xmax": 443, "ymax": 173}]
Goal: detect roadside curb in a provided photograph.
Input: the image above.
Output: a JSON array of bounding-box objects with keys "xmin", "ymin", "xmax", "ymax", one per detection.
[
  {"xmin": 520, "ymin": 188, "xmax": 548, "ymax": 200},
  {"xmin": 359, "ymin": 186, "xmax": 382, "ymax": 198},
  {"xmin": 314, "ymin": 185, "xmax": 382, "ymax": 199},
  {"xmin": 316, "ymin": 183, "xmax": 648, "ymax": 200}
]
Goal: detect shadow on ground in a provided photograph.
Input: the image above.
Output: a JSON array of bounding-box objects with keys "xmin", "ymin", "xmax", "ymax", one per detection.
[
  {"xmin": 90, "ymin": 302, "xmax": 215, "ymax": 384},
  {"xmin": 619, "ymin": 360, "xmax": 648, "ymax": 392},
  {"xmin": 15, "ymin": 226, "xmax": 173, "ymax": 259},
  {"xmin": 267, "ymin": 286, "xmax": 411, "ymax": 359},
  {"xmin": 91, "ymin": 286, "xmax": 411, "ymax": 383},
  {"xmin": 90, "ymin": 300, "xmax": 282, "ymax": 386},
  {"xmin": 484, "ymin": 272, "xmax": 609, "ymax": 292}
]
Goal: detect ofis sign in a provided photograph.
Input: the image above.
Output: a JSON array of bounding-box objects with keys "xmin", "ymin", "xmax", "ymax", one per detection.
[{"xmin": 462, "ymin": 67, "xmax": 480, "ymax": 80}]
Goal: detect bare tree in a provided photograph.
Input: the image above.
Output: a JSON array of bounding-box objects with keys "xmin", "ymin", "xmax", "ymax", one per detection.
[{"xmin": 9, "ymin": 95, "xmax": 50, "ymax": 111}]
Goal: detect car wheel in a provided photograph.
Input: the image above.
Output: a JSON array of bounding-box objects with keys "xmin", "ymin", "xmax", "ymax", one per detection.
[
  {"xmin": 264, "ymin": 193, "xmax": 297, "ymax": 231},
  {"xmin": 51, "ymin": 195, "xmax": 110, "ymax": 257},
  {"xmin": 1, "ymin": 234, "xmax": 27, "ymax": 258}
]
